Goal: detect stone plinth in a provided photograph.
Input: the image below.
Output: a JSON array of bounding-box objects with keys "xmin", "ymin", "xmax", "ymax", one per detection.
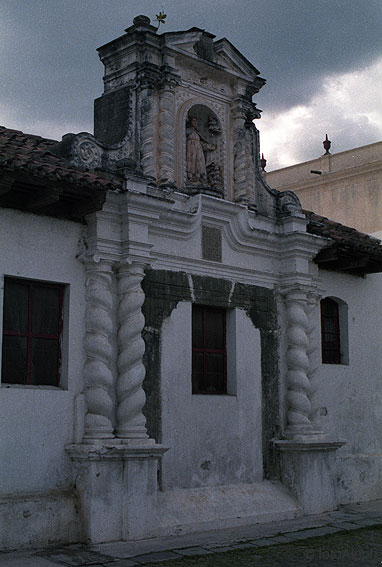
[
  {"xmin": 274, "ymin": 439, "xmax": 345, "ymax": 514},
  {"xmin": 66, "ymin": 443, "xmax": 168, "ymax": 543}
]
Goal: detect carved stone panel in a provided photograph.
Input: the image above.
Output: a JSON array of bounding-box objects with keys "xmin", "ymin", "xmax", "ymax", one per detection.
[
  {"xmin": 202, "ymin": 226, "xmax": 222, "ymax": 262},
  {"xmin": 184, "ymin": 104, "xmax": 224, "ymax": 196}
]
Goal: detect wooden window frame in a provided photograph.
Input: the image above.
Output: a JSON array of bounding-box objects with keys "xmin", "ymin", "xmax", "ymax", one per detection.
[
  {"xmin": 2, "ymin": 277, "xmax": 65, "ymax": 386},
  {"xmin": 321, "ymin": 297, "xmax": 341, "ymax": 364},
  {"xmin": 192, "ymin": 305, "xmax": 227, "ymax": 395}
]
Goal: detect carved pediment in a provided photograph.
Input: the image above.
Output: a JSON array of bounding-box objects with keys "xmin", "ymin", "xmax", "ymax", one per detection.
[
  {"xmin": 163, "ymin": 28, "xmax": 216, "ymax": 58},
  {"xmin": 214, "ymin": 38, "xmax": 261, "ymax": 80},
  {"xmin": 163, "ymin": 29, "xmax": 213, "ymax": 57},
  {"xmin": 163, "ymin": 31, "xmax": 265, "ymax": 92}
]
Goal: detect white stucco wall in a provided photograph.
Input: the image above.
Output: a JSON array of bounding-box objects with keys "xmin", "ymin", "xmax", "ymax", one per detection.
[
  {"xmin": 315, "ymin": 269, "xmax": 382, "ymax": 503},
  {"xmin": 160, "ymin": 301, "xmax": 263, "ymax": 490},
  {"xmin": 0, "ymin": 209, "xmax": 86, "ymax": 496}
]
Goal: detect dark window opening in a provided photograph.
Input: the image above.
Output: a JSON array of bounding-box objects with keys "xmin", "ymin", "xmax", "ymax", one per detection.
[
  {"xmin": 192, "ymin": 305, "xmax": 227, "ymax": 394},
  {"xmin": 2, "ymin": 278, "xmax": 64, "ymax": 386},
  {"xmin": 321, "ymin": 297, "xmax": 341, "ymax": 364}
]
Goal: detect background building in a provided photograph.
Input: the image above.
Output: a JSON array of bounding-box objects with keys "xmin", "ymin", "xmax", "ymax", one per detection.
[{"xmin": 265, "ymin": 140, "xmax": 382, "ymax": 238}]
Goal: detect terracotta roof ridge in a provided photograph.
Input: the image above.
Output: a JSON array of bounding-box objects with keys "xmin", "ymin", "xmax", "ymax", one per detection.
[
  {"xmin": 0, "ymin": 125, "xmax": 58, "ymax": 143},
  {"xmin": 303, "ymin": 209, "xmax": 381, "ymax": 244}
]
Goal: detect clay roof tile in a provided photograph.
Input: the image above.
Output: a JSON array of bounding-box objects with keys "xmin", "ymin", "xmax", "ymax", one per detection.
[{"xmin": 0, "ymin": 126, "xmax": 122, "ymax": 192}]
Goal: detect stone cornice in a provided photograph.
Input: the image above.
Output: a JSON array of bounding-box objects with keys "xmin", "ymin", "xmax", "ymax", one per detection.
[
  {"xmin": 84, "ymin": 189, "xmax": 321, "ymax": 287},
  {"xmin": 278, "ymin": 230, "xmax": 329, "ymax": 256},
  {"xmin": 178, "ymin": 81, "xmax": 233, "ymax": 104},
  {"xmin": 150, "ymin": 193, "xmax": 290, "ymax": 256},
  {"xmin": 152, "ymin": 254, "xmax": 275, "ymax": 288}
]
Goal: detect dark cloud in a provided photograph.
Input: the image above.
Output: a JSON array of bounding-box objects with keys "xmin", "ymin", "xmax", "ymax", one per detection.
[{"xmin": 0, "ymin": 0, "xmax": 381, "ymax": 140}]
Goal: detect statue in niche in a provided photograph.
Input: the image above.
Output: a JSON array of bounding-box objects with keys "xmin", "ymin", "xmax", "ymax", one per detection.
[
  {"xmin": 186, "ymin": 116, "xmax": 216, "ymax": 184},
  {"xmin": 208, "ymin": 115, "xmax": 221, "ymax": 136}
]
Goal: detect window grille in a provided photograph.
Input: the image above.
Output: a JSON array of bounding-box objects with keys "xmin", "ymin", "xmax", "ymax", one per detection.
[
  {"xmin": 321, "ymin": 297, "xmax": 341, "ymax": 364},
  {"xmin": 192, "ymin": 305, "xmax": 227, "ymax": 394},
  {"xmin": 2, "ymin": 278, "xmax": 64, "ymax": 386}
]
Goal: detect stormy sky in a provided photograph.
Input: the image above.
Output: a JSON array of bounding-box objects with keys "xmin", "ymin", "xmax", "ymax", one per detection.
[{"xmin": 1, "ymin": 0, "xmax": 381, "ymax": 170}]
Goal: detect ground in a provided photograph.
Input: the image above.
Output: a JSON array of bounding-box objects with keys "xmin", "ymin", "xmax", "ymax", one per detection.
[{"xmin": 140, "ymin": 526, "xmax": 382, "ymax": 566}]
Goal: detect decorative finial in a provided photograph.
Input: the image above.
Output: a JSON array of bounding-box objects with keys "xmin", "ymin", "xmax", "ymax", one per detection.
[
  {"xmin": 323, "ymin": 134, "xmax": 331, "ymax": 155},
  {"xmin": 133, "ymin": 15, "xmax": 151, "ymax": 27},
  {"xmin": 260, "ymin": 153, "xmax": 267, "ymax": 172}
]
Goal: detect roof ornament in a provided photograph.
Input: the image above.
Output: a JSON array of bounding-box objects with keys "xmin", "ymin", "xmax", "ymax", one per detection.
[
  {"xmin": 155, "ymin": 10, "xmax": 167, "ymax": 30},
  {"xmin": 323, "ymin": 133, "xmax": 331, "ymax": 155},
  {"xmin": 133, "ymin": 15, "xmax": 151, "ymax": 26},
  {"xmin": 260, "ymin": 153, "xmax": 267, "ymax": 172}
]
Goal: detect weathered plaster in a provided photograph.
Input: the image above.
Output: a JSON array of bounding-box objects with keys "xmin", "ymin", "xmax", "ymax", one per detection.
[{"xmin": 142, "ymin": 269, "xmax": 280, "ymax": 482}]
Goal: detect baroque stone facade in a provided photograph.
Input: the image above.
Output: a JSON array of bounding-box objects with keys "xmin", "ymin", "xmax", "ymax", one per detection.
[{"xmin": 55, "ymin": 15, "xmax": 300, "ymax": 215}]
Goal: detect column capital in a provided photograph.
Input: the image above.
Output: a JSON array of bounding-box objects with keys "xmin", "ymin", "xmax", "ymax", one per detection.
[
  {"xmin": 278, "ymin": 283, "xmax": 321, "ymax": 302},
  {"xmin": 279, "ymin": 284, "xmax": 309, "ymax": 301},
  {"xmin": 115, "ymin": 258, "xmax": 150, "ymax": 275},
  {"xmin": 82, "ymin": 255, "xmax": 115, "ymax": 271},
  {"xmin": 231, "ymin": 96, "xmax": 260, "ymax": 122},
  {"xmin": 157, "ymin": 67, "xmax": 181, "ymax": 90}
]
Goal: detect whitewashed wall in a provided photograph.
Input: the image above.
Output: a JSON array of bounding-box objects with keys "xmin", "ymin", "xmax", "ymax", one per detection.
[
  {"xmin": 0, "ymin": 209, "xmax": 85, "ymax": 548},
  {"xmin": 160, "ymin": 302, "xmax": 263, "ymax": 490},
  {"xmin": 315, "ymin": 269, "xmax": 382, "ymax": 503}
]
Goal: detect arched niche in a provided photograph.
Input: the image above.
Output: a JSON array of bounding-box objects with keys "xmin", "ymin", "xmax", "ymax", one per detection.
[{"xmin": 176, "ymin": 101, "xmax": 225, "ymax": 197}]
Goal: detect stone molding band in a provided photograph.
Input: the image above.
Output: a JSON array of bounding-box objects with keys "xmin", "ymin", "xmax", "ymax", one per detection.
[{"xmin": 66, "ymin": 443, "xmax": 167, "ymax": 461}]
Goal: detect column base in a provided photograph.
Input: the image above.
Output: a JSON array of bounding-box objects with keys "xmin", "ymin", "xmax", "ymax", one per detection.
[
  {"xmin": 66, "ymin": 442, "xmax": 168, "ymax": 543},
  {"xmin": 274, "ymin": 438, "xmax": 345, "ymax": 514}
]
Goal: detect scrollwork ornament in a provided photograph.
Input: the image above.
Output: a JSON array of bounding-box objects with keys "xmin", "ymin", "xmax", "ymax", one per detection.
[
  {"xmin": 77, "ymin": 141, "xmax": 102, "ymax": 168},
  {"xmin": 278, "ymin": 191, "xmax": 302, "ymax": 215}
]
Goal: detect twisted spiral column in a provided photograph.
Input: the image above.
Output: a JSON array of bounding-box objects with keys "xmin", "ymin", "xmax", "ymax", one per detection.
[
  {"xmin": 284, "ymin": 289, "xmax": 315, "ymax": 436},
  {"xmin": 83, "ymin": 260, "xmax": 114, "ymax": 440},
  {"xmin": 233, "ymin": 124, "xmax": 247, "ymax": 203},
  {"xmin": 306, "ymin": 291, "xmax": 323, "ymax": 429},
  {"xmin": 158, "ymin": 86, "xmax": 175, "ymax": 185},
  {"xmin": 140, "ymin": 87, "xmax": 157, "ymax": 179},
  {"xmin": 116, "ymin": 262, "xmax": 148, "ymax": 439},
  {"xmin": 244, "ymin": 128, "xmax": 256, "ymax": 202}
]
